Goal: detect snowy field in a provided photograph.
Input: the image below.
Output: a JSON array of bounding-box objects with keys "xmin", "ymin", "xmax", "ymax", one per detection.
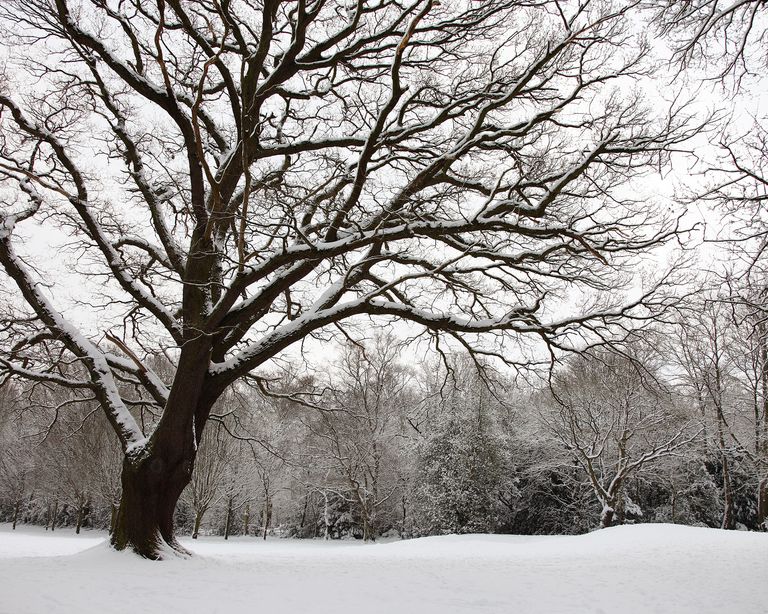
[{"xmin": 0, "ymin": 523, "xmax": 766, "ymax": 614}]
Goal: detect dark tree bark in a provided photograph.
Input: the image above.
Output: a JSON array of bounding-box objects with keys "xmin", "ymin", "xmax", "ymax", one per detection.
[
  {"xmin": 109, "ymin": 503, "xmax": 118, "ymax": 536},
  {"xmin": 75, "ymin": 499, "xmax": 88, "ymax": 535},
  {"xmin": 224, "ymin": 497, "xmax": 233, "ymax": 541},
  {"xmin": 400, "ymin": 495, "xmax": 408, "ymax": 538},
  {"xmin": 261, "ymin": 497, "xmax": 273, "ymax": 541},
  {"xmin": 192, "ymin": 510, "xmax": 204, "ymax": 540},
  {"xmin": 111, "ymin": 453, "xmax": 191, "ymax": 557},
  {"xmin": 110, "ymin": 397, "xmax": 208, "ymax": 556},
  {"xmin": 50, "ymin": 500, "xmax": 58, "ymax": 532},
  {"xmin": 720, "ymin": 453, "xmax": 735, "ymax": 531},
  {"xmin": 600, "ymin": 507, "xmax": 615, "ymax": 529},
  {"xmin": 243, "ymin": 504, "xmax": 250, "ymax": 538},
  {"xmin": 11, "ymin": 498, "xmax": 20, "ymax": 530}
]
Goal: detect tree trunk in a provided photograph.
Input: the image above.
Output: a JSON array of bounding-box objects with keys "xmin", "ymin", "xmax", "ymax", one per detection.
[
  {"xmin": 614, "ymin": 489, "xmax": 626, "ymax": 525},
  {"xmin": 299, "ymin": 495, "xmax": 307, "ymax": 533},
  {"xmin": 50, "ymin": 499, "xmax": 58, "ymax": 532},
  {"xmin": 243, "ymin": 504, "xmax": 250, "ymax": 537},
  {"xmin": 598, "ymin": 480, "xmax": 623, "ymax": 529},
  {"xmin": 600, "ymin": 507, "xmax": 614, "ymax": 528},
  {"xmin": 400, "ymin": 494, "xmax": 407, "ymax": 538},
  {"xmin": 261, "ymin": 497, "xmax": 271, "ymax": 540},
  {"xmin": 323, "ymin": 491, "xmax": 330, "ymax": 540},
  {"xmin": 192, "ymin": 508, "xmax": 205, "ymax": 539},
  {"xmin": 110, "ymin": 444, "xmax": 195, "ymax": 559},
  {"xmin": 757, "ymin": 477, "xmax": 768, "ymax": 530},
  {"xmin": 361, "ymin": 505, "xmax": 375, "ymax": 541},
  {"xmin": 12, "ymin": 497, "xmax": 20, "ymax": 530},
  {"xmin": 600, "ymin": 497, "xmax": 615, "ymax": 528},
  {"xmin": 670, "ymin": 486, "xmax": 677, "ymax": 523},
  {"xmin": 224, "ymin": 497, "xmax": 233, "ymax": 540},
  {"xmin": 75, "ymin": 500, "xmax": 85, "ymax": 535},
  {"xmin": 109, "ymin": 338, "xmax": 216, "ymax": 558},
  {"xmin": 110, "ymin": 348, "xmax": 219, "ymax": 558},
  {"xmin": 109, "ymin": 503, "xmax": 118, "ymax": 535},
  {"xmin": 721, "ymin": 453, "xmax": 735, "ymax": 530}
]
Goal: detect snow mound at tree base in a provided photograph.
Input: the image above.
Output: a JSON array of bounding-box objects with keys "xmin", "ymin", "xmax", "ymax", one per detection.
[{"xmin": 1, "ymin": 523, "xmax": 765, "ymax": 614}]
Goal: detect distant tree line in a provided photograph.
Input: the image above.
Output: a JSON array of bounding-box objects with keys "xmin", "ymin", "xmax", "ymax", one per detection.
[{"xmin": 2, "ymin": 305, "xmax": 766, "ymax": 539}]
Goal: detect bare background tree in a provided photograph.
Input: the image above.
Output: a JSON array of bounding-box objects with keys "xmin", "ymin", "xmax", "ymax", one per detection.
[{"xmin": 543, "ymin": 351, "xmax": 697, "ymax": 528}]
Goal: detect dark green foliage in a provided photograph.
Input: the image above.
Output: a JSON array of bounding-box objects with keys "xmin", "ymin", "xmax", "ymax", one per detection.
[
  {"xmin": 414, "ymin": 415, "xmax": 505, "ymax": 535},
  {"xmin": 499, "ymin": 442, "xmax": 597, "ymax": 535}
]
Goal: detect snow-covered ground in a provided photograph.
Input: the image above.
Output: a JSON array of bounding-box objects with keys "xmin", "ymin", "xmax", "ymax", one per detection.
[{"xmin": 0, "ymin": 523, "xmax": 765, "ymax": 614}]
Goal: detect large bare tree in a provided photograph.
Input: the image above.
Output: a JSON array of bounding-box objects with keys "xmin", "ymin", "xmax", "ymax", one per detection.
[
  {"xmin": 544, "ymin": 351, "xmax": 697, "ymax": 528},
  {"xmin": 0, "ymin": 0, "xmax": 698, "ymax": 557}
]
